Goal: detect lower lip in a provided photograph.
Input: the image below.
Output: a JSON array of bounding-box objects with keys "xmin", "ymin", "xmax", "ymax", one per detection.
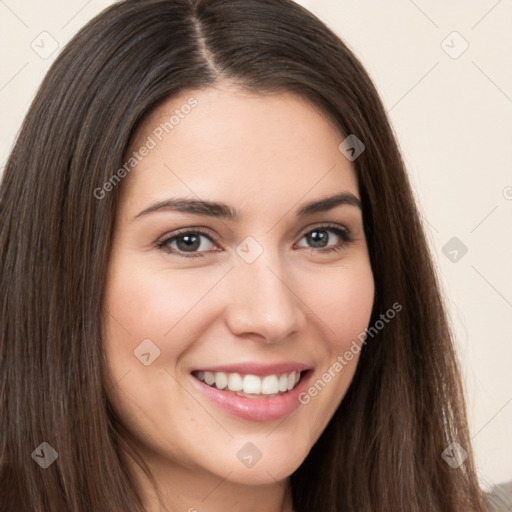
[{"xmin": 191, "ymin": 371, "xmax": 312, "ymax": 422}]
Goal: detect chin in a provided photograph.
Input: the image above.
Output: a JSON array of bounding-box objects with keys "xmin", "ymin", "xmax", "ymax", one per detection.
[{"xmin": 207, "ymin": 436, "xmax": 311, "ymax": 486}]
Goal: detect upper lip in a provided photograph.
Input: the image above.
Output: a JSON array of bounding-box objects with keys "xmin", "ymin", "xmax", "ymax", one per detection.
[{"xmin": 191, "ymin": 362, "xmax": 313, "ymax": 377}]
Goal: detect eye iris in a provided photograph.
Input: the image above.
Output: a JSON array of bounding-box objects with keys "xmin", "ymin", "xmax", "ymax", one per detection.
[
  {"xmin": 177, "ymin": 234, "xmax": 201, "ymax": 251},
  {"xmin": 307, "ymin": 230, "xmax": 329, "ymax": 248}
]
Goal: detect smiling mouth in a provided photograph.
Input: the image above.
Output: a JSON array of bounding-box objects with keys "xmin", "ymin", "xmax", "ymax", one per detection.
[{"xmin": 192, "ymin": 370, "xmax": 304, "ymax": 398}]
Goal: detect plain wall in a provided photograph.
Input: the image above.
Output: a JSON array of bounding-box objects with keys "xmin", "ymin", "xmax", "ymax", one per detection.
[{"xmin": 1, "ymin": 0, "xmax": 511, "ymax": 491}]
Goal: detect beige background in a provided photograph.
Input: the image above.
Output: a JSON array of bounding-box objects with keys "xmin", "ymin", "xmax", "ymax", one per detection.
[{"xmin": 1, "ymin": 0, "xmax": 511, "ymax": 490}]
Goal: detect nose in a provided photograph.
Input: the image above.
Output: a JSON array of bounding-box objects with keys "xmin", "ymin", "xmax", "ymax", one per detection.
[{"xmin": 223, "ymin": 249, "xmax": 307, "ymax": 343}]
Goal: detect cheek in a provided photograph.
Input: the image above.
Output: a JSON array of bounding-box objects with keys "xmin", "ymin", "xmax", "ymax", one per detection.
[
  {"xmin": 103, "ymin": 254, "xmax": 230, "ymax": 357},
  {"xmin": 306, "ymin": 258, "xmax": 375, "ymax": 351},
  {"xmin": 101, "ymin": 259, "xmax": 209, "ymax": 455},
  {"xmin": 298, "ymin": 259, "xmax": 374, "ymax": 408}
]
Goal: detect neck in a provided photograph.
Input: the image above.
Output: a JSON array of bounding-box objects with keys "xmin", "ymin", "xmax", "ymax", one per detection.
[{"xmin": 123, "ymin": 449, "xmax": 295, "ymax": 512}]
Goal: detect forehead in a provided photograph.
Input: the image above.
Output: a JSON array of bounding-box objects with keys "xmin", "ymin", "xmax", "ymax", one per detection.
[{"xmin": 120, "ymin": 83, "xmax": 359, "ymax": 218}]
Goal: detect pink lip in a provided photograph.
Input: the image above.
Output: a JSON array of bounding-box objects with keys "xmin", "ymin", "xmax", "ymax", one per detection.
[
  {"xmin": 190, "ymin": 369, "xmax": 313, "ymax": 422},
  {"xmin": 191, "ymin": 362, "xmax": 313, "ymax": 377}
]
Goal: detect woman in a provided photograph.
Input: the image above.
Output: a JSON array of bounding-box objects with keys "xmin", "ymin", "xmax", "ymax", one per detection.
[{"xmin": 0, "ymin": 0, "xmax": 492, "ymax": 510}]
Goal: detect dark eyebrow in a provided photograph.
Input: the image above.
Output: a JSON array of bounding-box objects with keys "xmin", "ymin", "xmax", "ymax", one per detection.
[
  {"xmin": 297, "ymin": 192, "xmax": 361, "ymax": 216},
  {"xmin": 134, "ymin": 192, "xmax": 361, "ymax": 221}
]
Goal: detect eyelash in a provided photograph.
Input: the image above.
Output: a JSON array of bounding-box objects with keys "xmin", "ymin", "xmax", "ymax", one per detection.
[{"xmin": 156, "ymin": 224, "xmax": 354, "ymax": 258}]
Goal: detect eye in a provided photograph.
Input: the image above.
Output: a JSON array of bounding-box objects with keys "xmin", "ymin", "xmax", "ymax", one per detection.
[
  {"xmin": 156, "ymin": 224, "xmax": 354, "ymax": 258},
  {"xmin": 156, "ymin": 229, "xmax": 218, "ymax": 258},
  {"xmin": 295, "ymin": 224, "xmax": 353, "ymax": 253}
]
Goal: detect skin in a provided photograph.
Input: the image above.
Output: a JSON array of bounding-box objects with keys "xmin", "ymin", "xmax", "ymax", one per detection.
[{"xmin": 102, "ymin": 82, "xmax": 375, "ymax": 512}]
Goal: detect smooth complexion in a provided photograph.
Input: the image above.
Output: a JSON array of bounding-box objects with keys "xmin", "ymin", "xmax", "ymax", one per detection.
[{"xmin": 102, "ymin": 82, "xmax": 375, "ymax": 512}]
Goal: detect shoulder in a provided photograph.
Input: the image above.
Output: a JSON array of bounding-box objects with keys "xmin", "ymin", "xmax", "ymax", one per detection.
[{"xmin": 485, "ymin": 481, "xmax": 512, "ymax": 511}]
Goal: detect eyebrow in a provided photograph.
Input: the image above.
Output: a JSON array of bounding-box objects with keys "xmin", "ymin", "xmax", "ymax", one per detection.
[{"xmin": 134, "ymin": 192, "xmax": 362, "ymax": 221}]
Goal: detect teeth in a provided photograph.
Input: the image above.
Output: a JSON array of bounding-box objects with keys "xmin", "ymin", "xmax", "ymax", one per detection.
[
  {"xmin": 243, "ymin": 374, "xmax": 261, "ymax": 394},
  {"xmin": 195, "ymin": 370, "xmax": 302, "ymax": 395},
  {"xmin": 261, "ymin": 375, "xmax": 279, "ymax": 395},
  {"xmin": 215, "ymin": 371, "xmax": 228, "ymax": 390},
  {"xmin": 287, "ymin": 372, "xmax": 295, "ymax": 391},
  {"xmin": 228, "ymin": 373, "xmax": 243, "ymax": 391},
  {"xmin": 278, "ymin": 374, "xmax": 289, "ymax": 392}
]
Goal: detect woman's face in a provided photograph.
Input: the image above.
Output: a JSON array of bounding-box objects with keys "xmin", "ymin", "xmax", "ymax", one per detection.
[{"xmin": 103, "ymin": 83, "xmax": 374, "ymax": 489}]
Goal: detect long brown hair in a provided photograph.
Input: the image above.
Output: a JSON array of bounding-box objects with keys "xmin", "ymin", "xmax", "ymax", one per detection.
[{"xmin": 0, "ymin": 0, "xmax": 487, "ymax": 510}]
